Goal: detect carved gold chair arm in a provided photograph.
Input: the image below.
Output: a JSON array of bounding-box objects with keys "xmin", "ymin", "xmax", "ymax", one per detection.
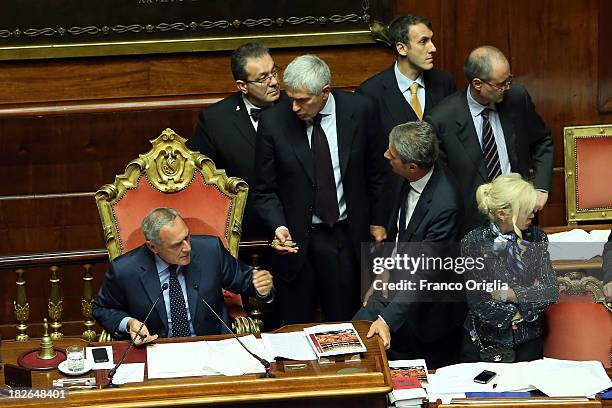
[
  {"xmin": 232, "ymin": 316, "xmax": 263, "ymax": 335},
  {"xmin": 98, "ymin": 329, "xmax": 115, "ymax": 342},
  {"xmin": 97, "ymin": 315, "xmax": 263, "ymax": 342}
]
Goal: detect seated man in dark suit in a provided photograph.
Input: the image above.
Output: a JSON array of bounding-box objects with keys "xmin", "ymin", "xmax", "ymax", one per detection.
[
  {"xmin": 191, "ymin": 42, "xmax": 286, "ymax": 237},
  {"xmin": 92, "ymin": 207, "xmax": 273, "ymax": 345},
  {"xmin": 354, "ymin": 121, "xmax": 466, "ymax": 368}
]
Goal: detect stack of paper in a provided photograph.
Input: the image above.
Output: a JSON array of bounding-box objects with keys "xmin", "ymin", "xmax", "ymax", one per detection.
[
  {"xmin": 388, "ymin": 359, "xmax": 428, "ymax": 408},
  {"xmin": 261, "ymin": 331, "xmax": 317, "ymax": 361},
  {"xmin": 427, "ymin": 358, "xmax": 612, "ymax": 402},
  {"xmin": 547, "ymin": 229, "xmax": 610, "ymax": 260},
  {"xmin": 303, "ymin": 323, "xmax": 367, "ymax": 358}
]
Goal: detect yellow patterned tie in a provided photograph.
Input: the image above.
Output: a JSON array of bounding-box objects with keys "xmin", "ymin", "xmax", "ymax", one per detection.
[{"xmin": 410, "ymin": 82, "xmax": 423, "ymax": 120}]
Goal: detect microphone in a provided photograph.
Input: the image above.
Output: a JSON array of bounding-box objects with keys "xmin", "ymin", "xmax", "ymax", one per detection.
[
  {"xmin": 104, "ymin": 282, "xmax": 169, "ymax": 388},
  {"xmin": 201, "ymin": 297, "xmax": 274, "ymax": 378}
]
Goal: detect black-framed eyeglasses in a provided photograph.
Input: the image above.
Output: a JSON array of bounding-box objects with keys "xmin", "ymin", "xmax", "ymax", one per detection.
[
  {"xmin": 245, "ymin": 66, "xmax": 282, "ymax": 85},
  {"xmin": 481, "ymin": 74, "xmax": 513, "ymax": 92}
]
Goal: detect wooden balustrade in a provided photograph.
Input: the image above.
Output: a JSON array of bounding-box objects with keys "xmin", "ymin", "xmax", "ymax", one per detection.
[{"xmin": 0, "ymin": 240, "xmax": 269, "ymax": 341}]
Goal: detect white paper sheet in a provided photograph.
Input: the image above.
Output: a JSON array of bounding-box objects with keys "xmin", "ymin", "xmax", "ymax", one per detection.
[
  {"xmin": 147, "ymin": 341, "xmax": 218, "ymax": 379},
  {"xmin": 204, "ymin": 336, "xmax": 266, "ymax": 376},
  {"xmin": 528, "ymin": 358, "xmax": 612, "ymax": 397},
  {"xmin": 429, "ymin": 358, "xmax": 612, "ymax": 399},
  {"xmin": 113, "ymin": 363, "xmax": 145, "ymax": 385},
  {"xmin": 85, "ymin": 345, "xmax": 114, "ymax": 370},
  {"xmin": 261, "ymin": 332, "xmax": 317, "ymax": 361}
]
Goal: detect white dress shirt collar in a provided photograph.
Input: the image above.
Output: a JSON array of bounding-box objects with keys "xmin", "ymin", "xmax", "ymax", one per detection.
[{"xmin": 394, "ymin": 62, "xmax": 425, "ymax": 93}]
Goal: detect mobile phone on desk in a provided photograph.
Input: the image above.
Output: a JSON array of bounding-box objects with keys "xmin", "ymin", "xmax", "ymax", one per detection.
[
  {"xmin": 91, "ymin": 347, "xmax": 109, "ymax": 363},
  {"xmin": 474, "ymin": 370, "xmax": 497, "ymax": 384}
]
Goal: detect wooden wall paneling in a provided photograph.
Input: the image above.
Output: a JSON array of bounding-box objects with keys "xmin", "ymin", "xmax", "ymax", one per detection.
[
  {"xmin": 599, "ymin": 0, "xmax": 612, "ymax": 111},
  {"xmin": 2, "ymin": 0, "xmax": 612, "ymax": 258}
]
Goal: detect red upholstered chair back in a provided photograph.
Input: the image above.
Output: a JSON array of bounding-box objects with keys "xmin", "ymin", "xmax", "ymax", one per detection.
[
  {"xmin": 564, "ymin": 125, "xmax": 612, "ymax": 224},
  {"xmin": 113, "ymin": 174, "xmax": 232, "ymax": 255},
  {"xmin": 95, "ymin": 128, "xmax": 247, "ymax": 260},
  {"xmin": 95, "ymin": 129, "xmax": 248, "ymax": 315},
  {"xmin": 544, "ymin": 275, "xmax": 612, "ymax": 367}
]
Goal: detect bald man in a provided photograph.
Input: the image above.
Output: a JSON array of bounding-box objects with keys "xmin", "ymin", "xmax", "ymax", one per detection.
[{"xmin": 426, "ymin": 45, "xmax": 553, "ymax": 235}]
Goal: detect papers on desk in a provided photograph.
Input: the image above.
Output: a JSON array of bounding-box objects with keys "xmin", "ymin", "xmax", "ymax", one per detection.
[
  {"xmin": 113, "ymin": 363, "xmax": 145, "ymax": 385},
  {"xmin": 147, "ymin": 336, "xmax": 267, "ymax": 379},
  {"xmin": 388, "ymin": 359, "xmax": 429, "ymax": 406},
  {"xmin": 261, "ymin": 332, "xmax": 317, "ymax": 361},
  {"xmin": 528, "ymin": 358, "xmax": 612, "ymax": 398},
  {"xmin": 547, "ymin": 228, "xmax": 610, "ymax": 260},
  {"xmin": 204, "ymin": 337, "xmax": 267, "ymax": 376},
  {"xmin": 427, "ymin": 358, "xmax": 612, "ymax": 402},
  {"xmin": 304, "ymin": 323, "xmax": 367, "ymax": 357},
  {"xmin": 147, "ymin": 341, "xmax": 218, "ymax": 379},
  {"xmin": 145, "ymin": 323, "xmax": 366, "ymax": 379}
]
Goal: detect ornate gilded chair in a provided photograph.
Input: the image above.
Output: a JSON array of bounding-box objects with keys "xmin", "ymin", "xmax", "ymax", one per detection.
[
  {"xmin": 548, "ymin": 125, "xmax": 612, "ymax": 366},
  {"xmin": 564, "ymin": 124, "xmax": 612, "ymax": 225},
  {"xmin": 95, "ymin": 128, "xmax": 262, "ymax": 340},
  {"xmin": 544, "ymin": 272, "xmax": 612, "ymax": 367}
]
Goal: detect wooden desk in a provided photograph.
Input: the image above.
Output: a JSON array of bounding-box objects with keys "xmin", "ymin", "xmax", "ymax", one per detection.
[{"xmin": 0, "ymin": 321, "xmax": 392, "ymax": 408}]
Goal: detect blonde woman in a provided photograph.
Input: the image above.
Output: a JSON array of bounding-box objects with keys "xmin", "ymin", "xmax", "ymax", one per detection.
[{"xmin": 460, "ymin": 173, "xmax": 558, "ymax": 362}]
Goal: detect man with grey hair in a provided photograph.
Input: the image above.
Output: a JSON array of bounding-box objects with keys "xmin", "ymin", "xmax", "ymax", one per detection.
[
  {"xmin": 354, "ymin": 121, "xmax": 466, "ymax": 368},
  {"xmin": 253, "ymin": 54, "xmax": 387, "ymax": 324},
  {"xmin": 93, "ymin": 207, "xmax": 273, "ymax": 343},
  {"xmin": 426, "ymin": 45, "xmax": 553, "ymax": 235}
]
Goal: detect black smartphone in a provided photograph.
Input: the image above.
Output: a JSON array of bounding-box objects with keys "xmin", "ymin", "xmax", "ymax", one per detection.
[
  {"xmin": 91, "ymin": 347, "xmax": 109, "ymax": 363},
  {"xmin": 473, "ymin": 370, "xmax": 497, "ymax": 384}
]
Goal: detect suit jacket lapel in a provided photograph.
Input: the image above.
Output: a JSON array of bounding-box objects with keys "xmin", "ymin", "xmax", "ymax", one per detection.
[
  {"xmin": 456, "ymin": 90, "xmax": 488, "ymax": 183},
  {"xmin": 334, "ymin": 91, "xmax": 356, "ymax": 177},
  {"xmin": 287, "ymin": 115, "xmax": 315, "ymax": 184},
  {"xmin": 496, "ymin": 104, "xmax": 518, "ymax": 168},
  {"xmin": 381, "ymin": 67, "xmax": 418, "ymax": 124},
  {"xmin": 386, "ymin": 173, "xmax": 404, "ymax": 240},
  {"xmin": 231, "ymin": 94, "xmax": 257, "ymax": 149},
  {"xmin": 184, "ymin": 253, "xmax": 201, "ymax": 328},
  {"xmin": 403, "ymin": 166, "xmax": 439, "ymax": 239},
  {"xmin": 138, "ymin": 250, "xmax": 168, "ymax": 331}
]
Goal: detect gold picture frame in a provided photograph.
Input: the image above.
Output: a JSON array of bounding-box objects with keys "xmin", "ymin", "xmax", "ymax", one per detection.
[
  {"xmin": 564, "ymin": 124, "xmax": 612, "ymax": 224},
  {"xmin": 0, "ymin": 0, "xmax": 391, "ymax": 61}
]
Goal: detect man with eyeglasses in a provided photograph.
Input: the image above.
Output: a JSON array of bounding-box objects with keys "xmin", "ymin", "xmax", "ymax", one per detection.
[
  {"xmin": 356, "ymin": 14, "xmax": 456, "ymax": 224},
  {"xmin": 191, "ymin": 42, "xmax": 287, "ymax": 238},
  {"xmin": 426, "ymin": 45, "xmax": 553, "ymax": 235},
  {"xmin": 253, "ymin": 55, "xmax": 387, "ymax": 324}
]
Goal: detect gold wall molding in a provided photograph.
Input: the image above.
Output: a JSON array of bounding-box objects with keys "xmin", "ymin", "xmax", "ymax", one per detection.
[{"xmin": 0, "ymin": 0, "xmax": 390, "ymax": 60}]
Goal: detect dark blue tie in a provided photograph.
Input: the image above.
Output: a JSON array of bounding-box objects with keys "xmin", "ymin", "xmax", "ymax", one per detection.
[
  {"xmin": 397, "ymin": 180, "xmax": 411, "ymax": 241},
  {"xmin": 168, "ymin": 265, "xmax": 190, "ymax": 337}
]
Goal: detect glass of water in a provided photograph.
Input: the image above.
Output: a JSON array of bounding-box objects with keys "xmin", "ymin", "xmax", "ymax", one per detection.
[{"xmin": 65, "ymin": 345, "xmax": 85, "ymax": 372}]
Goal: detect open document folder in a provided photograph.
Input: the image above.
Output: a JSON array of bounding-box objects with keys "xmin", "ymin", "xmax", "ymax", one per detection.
[{"xmin": 147, "ymin": 336, "xmax": 268, "ymax": 379}]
